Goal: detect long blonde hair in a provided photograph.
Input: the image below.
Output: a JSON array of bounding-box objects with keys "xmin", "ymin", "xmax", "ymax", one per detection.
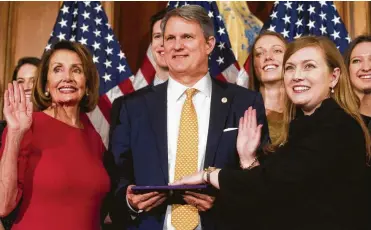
[{"xmin": 267, "ymin": 36, "xmax": 371, "ymax": 158}]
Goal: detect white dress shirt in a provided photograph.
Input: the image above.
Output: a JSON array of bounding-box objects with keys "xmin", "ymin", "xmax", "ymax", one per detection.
[{"xmin": 164, "ymin": 74, "xmax": 212, "ymax": 230}]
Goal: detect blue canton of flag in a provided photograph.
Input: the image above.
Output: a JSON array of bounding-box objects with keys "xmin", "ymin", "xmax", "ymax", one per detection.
[
  {"xmin": 263, "ymin": 1, "xmax": 351, "ymax": 54},
  {"xmin": 167, "ymin": 1, "xmax": 241, "ymax": 83},
  {"xmin": 46, "ymin": 1, "xmax": 134, "ymax": 147}
]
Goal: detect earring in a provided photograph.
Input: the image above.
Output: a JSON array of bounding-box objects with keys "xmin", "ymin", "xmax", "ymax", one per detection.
[
  {"xmin": 44, "ymin": 91, "xmax": 50, "ymax": 97},
  {"xmin": 330, "ymin": 87, "xmax": 334, "ymax": 94},
  {"xmin": 86, "ymin": 90, "xmax": 89, "ymax": 96}
]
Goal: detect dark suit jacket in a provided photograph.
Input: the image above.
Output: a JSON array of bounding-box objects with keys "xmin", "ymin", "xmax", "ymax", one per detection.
[
  {"xmin": 109, "ymin": 78, "xmax": 269, "ymax": 230},
  {"xmin": 219, "ymin": 98, "xmax": 370, "ymax": 230}
]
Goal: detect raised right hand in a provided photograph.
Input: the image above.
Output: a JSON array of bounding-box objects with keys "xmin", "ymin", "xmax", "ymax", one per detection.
[
  {"xmin": 236, "ymin": 107, "xmax": 262, "ymax": 167},
  {"xmin": 126, "ymin": 185, "xmax": 166, "ymax": 212},
  {"xmin": 3, "ymin": 82, "xmax": 33, "ymax": 134}
]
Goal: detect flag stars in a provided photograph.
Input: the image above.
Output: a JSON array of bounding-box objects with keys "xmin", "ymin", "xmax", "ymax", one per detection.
[
  {"xmin": 295, "ymin": 18, "xmax": 303, "ymax": 28},
  {"xmin": 218, "ymin": 27, "xmax": 226, "ymax": 36},
  {"xmin": 294, "ymin": 33, "xmax": 302, "ymax": 39},
  {"xmin": 106, "ymin": 23, "xmax": 111, "ymax": 29},
  {"xmin": 93, "ymin": 55, "xmax": 99, "ymax": 63},
  {"xmin": 267, "ymin": 25, "xmax": 276, "ymax": 32},
  {"xmin": 73, "ymin": 8, "xmax": 78, "ymax": 17},
  {"xmin": 307, "ymin": 20, "xmax": 315, "ymax": 30},
  {"xmin": 117, "ymin": 64, "xmax": 126, "ymax": 73},
  {"xmin": 208, "ymin": 11, "xmax": 214, "ymax": 18},
  {"xmin": 282, "ymin": 14, "xmax": 291, "ymax": 24},
  {"xmin": 284, "ymin": 1, "xmax": 292, "ymax": 10},
  {"xmin": 104, "ymin": 60, "xmax": 112, "ymax": 68},
  {"xmin": 58, "ymin": 18, "xmax": 68, "ymax": 28},
  {"xmin": 45, "ymin": 44, "xmax": 52, "ymax": 51},
  {"xmin": 93, "ymin": 29, "xmax": 101, "ymax": 37},
  {"xmin": 216, "ymin": 56, "xmax": 224, "ymax": 65},
  {"xmin": 118, "ymin": 50, "xmax": 125, "ymax": 59},
  {"xmin": 57, "ymin": 32, "xmax": 66, "ymax": 41},
  {"xmin": 281, "ymin": 28, "xmax": 289, "ymax": 38},
  {"xmin": 217, "ymin": 15, "xmax": 222, "ymax": 21},
  {"xmin": 332, "ymin": 15, "xmax": 341, "ymax": 25},
  {"xmin": 105, "ymin": 46, "xmax": 113, "ymax": 55},
  {"xmin": 60, "ymin": 5, "xmax": 69, "ymax": 14},
  {"xmin": 297, "ymin": 4, "xmax": 304, "ymax": 14},
  {"xmin": 218, "ymin": 42, "xmax": 225, "ymax": 50},
  {"xmin": 105, "ymin": 34, "xmax": 114, "ymax": 43},
  {"xmin": 319, "ymin": 1, "xmax": 327, "ymax": 7},
  {"xmin": 79, "ymin": 37, "xmax": 88, "ymax": 45},
  {"xmin": 308, "ymin": 4, "xmax": 316, "ymax": 15},
  {"xmin": 92, "ymin": 41, "xmax": 100, "ymax": 51},
  {"xmin": 102, "ymin": 73, "xmax": 111, "ymax": 82},
  {"xmin": 82, "ymin": 10, "xmax": 90, "ymax": 20},
  {"xmin": 71, "ymin": 21, "xmax": 77, "ymax": 30},
  {"xmin": 83, "ymin": 1, "xmax": 91, "ymax": 7},
  {"xmin": 70, "ymin": 35, "xmax": 76, "ymax": 42},
  {"xmin": 331, "ymin": 30, "xmax": 340, "ymax": 40},
  {"xmin": 95, "ymin": 17, "xmax": 102, "ymax": 26},
  {"xmin": 319, "ymin": 11, "xmax": 327, "ymax": 20},
  {"xmin": 94, "ymin": 4, "xmax": 103, "ymax": 13},
  {"xmin": 320, "ymin": 24, "xmax": 327, "ymax": 34},
  {"xmin": 81, "ymin": 23, "xmax": 89, "ymax": 33},
  {"xmin": 346, "ymin": 35, "xmax": 351, "ymax": 43},
  {"xmin": 270, "ymin": 11, "xmax": 278, "ymax": 20}
]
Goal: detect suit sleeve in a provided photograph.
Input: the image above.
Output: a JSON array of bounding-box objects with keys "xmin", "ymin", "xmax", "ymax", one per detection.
[
  {"xmin": 108, "ymin": 97, "xmax": 134, "ymax": 226},
  {"xmin": 252, "ymin": 92, "xmax": 270, "ymax": 148}
]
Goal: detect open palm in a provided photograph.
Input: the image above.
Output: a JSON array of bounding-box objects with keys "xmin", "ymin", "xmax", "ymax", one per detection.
[
  {"xmin": 3, "ymin": 82, "xmax": 33, "ymax": 134},
  {"xmin": 236, "ymin": 107, "xmax": 262, "ymax": 164}
]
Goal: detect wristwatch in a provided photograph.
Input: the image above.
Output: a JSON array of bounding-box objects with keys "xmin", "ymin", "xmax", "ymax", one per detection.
[{"xmin": 203, "ymin": 166, "xmax": 217, "ymax": 184}]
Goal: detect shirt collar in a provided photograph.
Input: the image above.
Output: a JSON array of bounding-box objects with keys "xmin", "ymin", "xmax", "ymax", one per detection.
[{"xmin": 168, "ymin": 73, "xmax": 212, "ymax": 102}]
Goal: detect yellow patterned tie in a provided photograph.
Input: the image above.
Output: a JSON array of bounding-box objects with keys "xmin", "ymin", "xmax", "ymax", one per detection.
[{"xmin": 172, "ymin": 88, "xmax": 199, "ymax": 230}]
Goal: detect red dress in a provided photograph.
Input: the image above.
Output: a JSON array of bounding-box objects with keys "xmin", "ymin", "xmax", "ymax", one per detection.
[{"xmin": 0, "ymin": 112, "xmax": 110, "ymax": 230}]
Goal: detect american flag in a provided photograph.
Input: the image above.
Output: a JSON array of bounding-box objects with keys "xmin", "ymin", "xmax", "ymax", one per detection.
[
  {"xmin": 134, "ymin": 1, "xmax": 248, "ymax": 89},
  {"xmin": 242, "ymin": 1, "xmax": 351, "ymax": 85},
  {"xmin": 46, "ymin": 1, "xmax": 134, "ymax": 148}
]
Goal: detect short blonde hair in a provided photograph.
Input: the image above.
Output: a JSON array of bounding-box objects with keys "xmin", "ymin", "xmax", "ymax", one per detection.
[{"xmin": 32, "ymin": 41, "xmax": 99, "ymax": 113}]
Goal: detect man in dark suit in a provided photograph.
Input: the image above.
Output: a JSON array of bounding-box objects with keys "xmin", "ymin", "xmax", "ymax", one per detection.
[{"xmin": 109, "ymin": 5, "xmax": 269, "ymax": 230}]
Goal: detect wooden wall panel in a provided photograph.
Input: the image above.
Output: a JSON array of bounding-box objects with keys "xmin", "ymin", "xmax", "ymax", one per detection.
[{"xmin": 13, "ymin": 2, "xmax": 60, "ymax": 62}]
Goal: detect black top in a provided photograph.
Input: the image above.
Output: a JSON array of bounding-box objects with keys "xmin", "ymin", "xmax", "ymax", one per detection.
[
  {"xmin": 362, "ymin": 114, "xmax": 371, "ymax": 134},
  {"xmin": 218, "ymin": 98, "xmax": 369, "ymax": 230}
]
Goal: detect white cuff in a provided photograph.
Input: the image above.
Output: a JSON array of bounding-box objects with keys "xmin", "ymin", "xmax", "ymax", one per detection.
[{"xmin": 126, "ymin": 195, "xmax": 143, "ymax": 214}]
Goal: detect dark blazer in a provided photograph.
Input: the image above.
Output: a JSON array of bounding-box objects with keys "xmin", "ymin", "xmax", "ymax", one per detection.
[
  {"xmin": 109, "ymin": 78, "xmax": 269, "ymax": 230},
  {"xmin": 219, "ymin": 98, "xmax": 369, "ymax": 230}
]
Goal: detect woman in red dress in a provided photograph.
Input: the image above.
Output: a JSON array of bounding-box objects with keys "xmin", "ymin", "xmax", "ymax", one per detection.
[{"xmin": 0, "ymin": 41, "xmax": 110, "ymax": 230}]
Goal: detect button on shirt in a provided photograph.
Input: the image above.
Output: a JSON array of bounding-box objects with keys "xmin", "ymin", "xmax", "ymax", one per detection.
[{"xmin": 164, "ymin": 74, "xmax": 212, "ymax": 230}]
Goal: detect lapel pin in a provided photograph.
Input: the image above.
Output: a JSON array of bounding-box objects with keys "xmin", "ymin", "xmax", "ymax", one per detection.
[{"xmin": 221, "ymin": 97, "xmax": 228, "ymax": 103}]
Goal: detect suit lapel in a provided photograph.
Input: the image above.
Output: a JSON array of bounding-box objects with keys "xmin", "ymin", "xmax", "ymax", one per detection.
[
  {"xmin": 145, "ymin": 82, "xmax": 169, "ymax": 184},
  {"xmin": 204, "ymin": 80, "xmax": 233, "ymax": 168}
]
